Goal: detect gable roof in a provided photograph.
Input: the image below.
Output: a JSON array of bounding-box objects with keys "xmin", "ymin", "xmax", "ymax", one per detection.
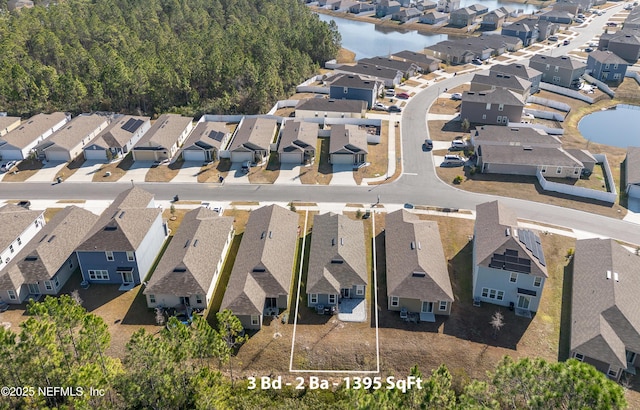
[
  {"xmin": 473, "ymin": 125, "xmax": 561, "ymax": 146},
  {"xmin": 588, "ymin": 50, "xmax": 628, "ymax": 65},
  {"xmin": 76, "ymin": 186, "xmax": 159, "ymax": 252},
  {"xmin": 391, "ymin": 50, "xmax": 441, "ymax": 70},
  {"xmin": 471, "ymin": 71, "xmax": 532, "ymax": 92},
  {"xmin": 181, "ymin": 121, "xmax": 229, "ymax": 151},
  {"xmin": 230, "ymin": 117, "xmax": 277, "ymax": 152},
  {"xmin": 462, "ymin": 88, "xmax": 525, "ymax": 106},
  {"xmin": 91, "ymin": 115, "xmax": 150, "ymax": 149},
  {"xmin": 0, "ymin": 204, "xmax": 44, "ymax": 254},
  {"xmin": 144, "ymin": 208, "xmax": 234, "ymax": 297},
  {"xmin": 220, "ymin": 205, "xmax": 298, "ymax": 316},
  {"xmin": 135, "ymin": 114, "xmax": 193, "ymax": 149},
  {"xmin": 480, "ymin": 145, "xmax": 584, "ymax": 168},
  {"xmin": 296, "ymin": 98, "xmax": 367, "ymax": 114},
  {"xmin": 335, "ymin": 63, "xmax": 402, "ymax": 81},
  {"xmin": 530, "ymin": 54, "xmax": 586, "ymax": 70},
  {"xmin": 0, "ymin": 207, "xmax": 99, "ymax": 289},
  {"xmin": 571, "ymin": 238, "xmax": 640, "ymax": 368},
  {"xmin": 626, "ymin": 147, "xmax": 640, "ymax": 186},
  {"xmin": 329, "ymin": 124, "xmax": 368, "ymax": 155},
  {"xmin": 359, "ymin": 57, "xmax": 417, "ymax": 73},
  {"xmin": 278, "ymin": 120, "xmax": 318, "ymax": 154},
  {"xmin": 1, "ymin": 112, "xmax": 68, "ymax": 149},
  {"xmin": 330, "ymin": 74, "xmax": 381, "ymax": 91},
  {"xmin": 385, "ymin": 210, "xmax": 453, "ymax": 302},
  {"xmin": 490, "ymin": 63, "xmax": 542, "ymax": 81},
  {"xmin": 307, "ymin": 213, "xmax": 367, "ymax": 295},
  {"xmin": 37, "ymin": 114, "xmax": 107, "ymax": 151},
  {"xmin": 474, "ymin": 200, "xmax": 548, "ymax": 278}
]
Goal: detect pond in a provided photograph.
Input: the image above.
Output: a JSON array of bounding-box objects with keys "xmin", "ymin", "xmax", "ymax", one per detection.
[{"xmin": 577, "ymin": 105, "xmax": 640, "ymax": 148}]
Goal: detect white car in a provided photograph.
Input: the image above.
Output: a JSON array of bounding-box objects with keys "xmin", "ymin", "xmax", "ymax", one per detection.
[
  {"xmin": 0, "ymin": 160, "xmax": 17, "ymax": 172},
  {"xmin": 373, "ymin": 102, "xmax": 388, "ymax": 111}
]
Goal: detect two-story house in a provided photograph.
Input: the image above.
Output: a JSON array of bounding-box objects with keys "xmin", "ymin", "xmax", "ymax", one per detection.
[
  {"xmin": 529, "ymin": 55, "xmax": 586, "ymax": 89},
  {"xmin": 598, "ymin": 31, "xmax": 640, "ymax": 65},
  {"xmin": 490, "ymin": 63, "xmax": 543, "ymax": 94},
  {"xmin": 328, "ymin": 74, "xmax": 383, "ymax": 109},
  {"xmin": 473, "ymin": 200, "xmax": 548, "ymax": 315},
  {"xmin": 586, "ymin": 50, "xmax": 628, "ymax": 84},
  {"xmin": 376, "ymin": 0, "xmax": 401, "ymax": 17},
  {"xmin": 470, "ymin": 71, "xmax": 532, "ymax": 99},
  {"xmin": 460, "ymin": 88, "xmax": 525, "ymax": 125},
  {"xmin": 501, "ymin": 20, "xmax": 538, "ymax": 47},
  {"xmin": 436, "ymin": 0, "xmax": 460, "ymax": 12},
  {"xmin": 450, "ymin": 7, "xmax": 477, "ymax": 27}
]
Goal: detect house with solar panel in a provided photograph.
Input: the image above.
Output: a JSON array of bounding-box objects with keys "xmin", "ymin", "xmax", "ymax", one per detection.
[
  {"xmin": 179, "ymin": 121, "xmax": 231, "ymax": 163},
  {"xmin": 472, "ymin": 201, "xmax": 548, "ymax": 316},
  {"xmin": 83, "ymin": 115, "xmax": 151, "ymax": 161}
]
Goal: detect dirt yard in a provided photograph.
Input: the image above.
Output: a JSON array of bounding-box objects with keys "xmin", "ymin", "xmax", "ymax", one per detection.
[
  {"xmin": 299, "ymin": 138, "xmax": 332, "ymax": 185},
  {"xmin": 1, "ymin": 159, "xmax": 44, "ymax": 182},
  {"xmin": 145, "ymin": 159, "xmax": 183, "ymax": 182},
  {"xmin": 93, "ymin": 153, "xmax": 134, "ymax": 182},
  {"xmin": 197, "ymin": 159, "xmax": 230, "ymax": 183},
  {"xmin": 354, "ymin": 123, "xmax": 387, "ymax": 185},
  {"xmin": 247, "ymin": 155, "xmax": 280, "ymax": 184}
]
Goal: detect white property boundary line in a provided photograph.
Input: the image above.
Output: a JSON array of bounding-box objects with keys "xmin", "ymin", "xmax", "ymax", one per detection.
[{"xmin": 289, "ymin": 209, "xmax": 381, "ymax": 374}]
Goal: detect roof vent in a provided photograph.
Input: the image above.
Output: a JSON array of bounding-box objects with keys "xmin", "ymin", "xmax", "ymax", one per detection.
[
  {"xmin": 523, "ymin": 146, "xmax": 533, "ymax": 151},
  {"xmin": 331, "ymin": 259, "xmax": 344, "ymax": 264},
  {"xmin": 418, "ymin": 241, "xmax": 422, "ymax": 250},
  {"xmin": 340, "ymin": 238, "xmax": 344, "ymax": 246},
  {"xmin": 25, "ymin": 256, "xmax": 38, "ymax": 261},
  {"xmin": 119, "ymin": 211, "xmax": 126, "ymax": 219},
  {"xmin": 173, "ymin": 267, "xmax": 187, "ymax": 273},
  {"xmin": 193, "ymin": 239, "xmax": 198, "ymax": 247},
  {"xmin": 184, "ymin": 240, "xmax": 190, "ymax": 248},
  {"xmin": 412, "ymin": 271, "xmax": 426, "ymax": 278},
  {"xmin": 261, "ymin": 231, "xmax": 266, "ymax": 239},
  {"xmin": 269, "ymin": 231, "xmax": 273, "ymax": 239},
  {"xmin": 105, "ymin": 225, "xmax": 117, "ymax": 231},
  {"xmin": 253, "ymin": 267, "xmax": 266, "ymax": 272},
  {"xmin": 331, "ymin": 238, "xmax": 336, "ymax": 246},
  {"xmin": 411, "ymin": 241, "xmax": 415, "ymax": 250}
]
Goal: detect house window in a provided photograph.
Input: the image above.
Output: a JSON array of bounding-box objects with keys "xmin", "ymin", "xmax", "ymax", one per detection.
[
  {"xmin": 329, "ymin": 294, "xmax": 337, "ymax": 304},
  {"xmin": 196, "ymin": 295, "xmax": 203, "ymax": 304},
  {"xmin": 9, "ymin": 245, "xmax": 14, "ymax": 253},
  {"xmin": 54, "ymin": 276, "xmax": 59, "ymax": 288},
  {"xmin": 481, "ymin": 288, "xmax": 489, "ymax": 298},
  {"xmin": 439, "ymin": 301, "xmax": 448, "ymax": 311},
  {"xmin": 310, "ymin": 294, "xmax": 318, "ymax": 304},
  {"xmin": 356, "ymin": 285, "xmax": 364, "ymax": 296},
  {"xmin": 486, "ymin": 103, "xmax": 491, "ymax": 110},
  {"xmin": 608, "ymin": 367, "xmax": 618, "ymax": 378},
  {"xmin": 534, "ymin": 276, "xmax": 542, "ymax": 287},
  {"xmin": 613, "ymin": 64, "xmax": 618, "ymax": 70},
  {"xmin": 574, "ymin": 352, "xmax": 584, "ymax": 361},
  {"xmin": 489, "ymin": 289, "xmax": 497, "ymax": 299},
  {"xmin": 554, "ymin": 66, "xmax": 559, "ymax": 72},
  {"xmin": 510, "ymin": 272, "xmax": 518, "ymax": 283},
  {"xmin": 8, "ymin": 290, "xmax": 16, "ymax": 300},
  {"xmin": 251, "ymin": 315, "xmax": 260, "ymax": 326},
  {"xmin": 105, "ymin": 251, "xmax": 114, "ymax": 261},
  {"xmin": 545, "ymin": 64, "xmax": 550, "ymax": 70},
  {"xmin": 17, "ymin": 237, "xmax": 21, "ymax": 245},
  {"xmin": 149, "ymin": 294, "xmax": 156, "ymax": 304},
  {"xmin": 604, "ymin": 63, "xmax": 610, "ymax": 69},
  {"xmin": 556, "ymin": 167, "xmax": 562, "ymax": 174},
  {"xmin": 613, "ymin": 73, "xmax": 621, "ymax": 80},
  {"xmin": 44, "ymin": 281, "xmax": 53, "ymax": 291},
  {"xmin": 553, "ymin": 76, "xmax": 560, "ymax": 83},
  {"xmin": 496, "ymin": 291, "xmax": 504, "ymax": 301},
  {"xmin": 482, "ymin": 114, "xmax": 487, "ymax": 120},
  {"xmin": 498, "ymin": 104, "xmax": 504, "ymax": 111},
  {"xmin": 391, "ymin": 296, "xmax": 399, "ymax": 307},
  {"xmin": 541, "ymin": 167, "xmax": 547, "ymax": 173},
  {"xmin": 126, "ymin": 251, "xmax": 135, "ymax": 262},
  {"xmin": 88, "ymin": 270, "xmax": 109, "ymax": 280},
  {"xmin": 343, "ymin": 87, "xmax": 348, "ymax": 94}
]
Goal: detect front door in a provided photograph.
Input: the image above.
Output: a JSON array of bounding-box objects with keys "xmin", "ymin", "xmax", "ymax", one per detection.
[
  {"xmin": 517, "ymin": 295, "xmax": 531, "ymax": 310},
  {"xmin": 341, "ymin": 288, "xmax": 350, "ymax": 298},
  {"xmin": 28, "ymin": 283, "xmax": 39, "ymax": 294},
  {"xmin": 121, "ymin": 271, "xmax": 134, "ymax": 284},
  {"xmin": 421, "ymin": 301, "xmax": 433, "ymax": 313}
]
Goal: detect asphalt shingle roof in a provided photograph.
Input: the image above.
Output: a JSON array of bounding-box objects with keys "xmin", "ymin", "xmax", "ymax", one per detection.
[
  {"xmin": 136, "ymin": 114, "xmax": 193, "ymax": 149},
  {"xmin": 38, "ymin": 114, "xmax": 107, "ymax": 150},
  {"xmin": 462, "ymin": 88, "xmax": 525, "ymax": 105},
  {"xmin": 329, "ymin": 124, "xmax": 368, "ymax": 155},
  {"xmin": 181, "ymin": 121, "xmax": 229, "ymax": 151},
  {"xmin": 278, "ymin": 120, "xmax": 318, "ymax": 154},
  {"xmin": 296, "ymin": 98, "xmax": 367, "ymax": 114},
  {"xmin": 473, "ymin": 125, "xmax": 561, "ymax": 146},
  {"xmin": 480, "ymin": 145, "xmax": 584, "ymax": 168},
  {"xmin": 230, "ymin": 117, "xmax": 278, "ymax": 152},
  {"xmin": 626, "ymin": 147, "xmax": 640, "ymax": 186},
  {"xmin": 91, "ymin": 115, "xmax": 150, "ymax": 149},
  {"xmin": 0, "ymin": 204, "xmax": 43, "ymax": 254},
  {"xmin": 1, "ymin": 112, "xmax": 67, "ymax": 149}
]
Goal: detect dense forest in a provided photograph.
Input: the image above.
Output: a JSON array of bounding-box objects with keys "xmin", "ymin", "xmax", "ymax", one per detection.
[
  {"xmin": 0, "ymin": 296, "xmax": 628, "ymax": 409},
  {"xmin": 0, "ymin": 0, "xmax": 340, "ymax": 117}
]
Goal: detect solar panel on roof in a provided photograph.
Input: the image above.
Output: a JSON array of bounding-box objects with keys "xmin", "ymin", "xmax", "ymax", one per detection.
[
  {"xmin": 209, "ymin": 130, "xmax": 225, "ymax": 142},
  {"xmin": 121, "ymin": 118, "xmax": 143, "ymax": 133}
]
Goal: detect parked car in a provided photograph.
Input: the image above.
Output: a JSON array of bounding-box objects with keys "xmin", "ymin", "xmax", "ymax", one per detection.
[
  {"xmin": 563, "ymin": 39, "xmax": 571, "ymax": 45},
  {"xmin": 0, "ymin": 160, "xmax": 17, "ymax": 172},
  {"xmin": 471, "ymin": 58, "xmax": 483, "ymax": 65},
  {"xmin": 450, "ymin": 92, "xmax": 462, "ymax": 100},
  {"xmin": 577, "ymin": 13, "xmax": 585, "ymax": 19},
  {"xmin": 574, "ymin": 18, "xmax": 584, "ymax": 24},
  {"xmin": 585, "ymin": 47, "xmax": 594, "ymax": 52},
  {"xmin": 396, "ymin": 92, "xmax": 410, "ymax": 99},
  {"xmin": 424, "ymin": 139, "xmax": 433, "ymax": 150},
  {"xmin": 373, "ymin": 102, "xmax": 388, "ymax": 111},
  {"xmin": 385, "ymin": 88, "xmax": 396, "ymax": 97},
  {"xmin": 607, "ymin": 22, "xmax": 617, "ymax": 27},
  {"xmin": 388, "ymin": 105, "xmax": 402, "ymax": 113},
  {"xmin": 441, "ymin": 154, "xmax": 465, "ymax": 167},
  {"xmin": 450, "ymin": 140, "xmax": 466, "ymax": 151},
  {"xmin": 548, "ymin": 35, "xmax": 559, "ymax": 41},
  {"xmin": 589, "ymin": 42, "xmax": 598, "ymax": 47}
]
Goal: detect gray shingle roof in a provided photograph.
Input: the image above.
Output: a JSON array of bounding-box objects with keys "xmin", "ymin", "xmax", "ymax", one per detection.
[
  {"xmin": 474, "ymin": 201, "xmax": 547, "ymax": 278},
  {"xmin": 480, "ymin": 145, "xmax": 584, "ymax": 168},
  {"xmin": 0, "ymin": 116, "xmax": 20, "ymax": 136},
  {"xmin": 37, "ymin": 114, "xmax": 107, "ymax": 150},
  {"xmin": 135, "ymin": 114, "xmax": 193, "ymax": 149},
  {"xmin": 571, "ymin": 238, "xmax": 640, "ymax": 368},
  {"xmin": 335, "ymin": 63, "xmax": 402, "ymax": 81},
  {"xmin": 471, "ymin": 71, "xmax": 532, "ymax": 93},
  {"xmin": 385, "ymin": 210, "xmax": 453, "ymax": 302},
  {"xmin": 0, "ymin": 204, "xmax": 43, "ymax": 254},
  {"xmin": 588, "ymin": 50, "xmax": 628, "ymax": 65},
  {"xmin": 220, "ymin": 205, "xmax": 299, "ymax": 316},
  {"xmin": 565, "ymin": 148, "xmax": 597, "ymax": 164},
  {"xmin": 462, "ymin": 88, "xmax": 525, "ymax": 105},
  {"xmin": 358, "ymin": 57, "xmax": 417, "ymax": 73},
  {"xmin": 307, "ymin": 213, "xmax": 367, "ymax": 295},
  {"xmin": 530, "ymin": 54, "xmax": 586, "ymax": 70},
  {"xmin": 1, "ymin": 112, "xmax": 67, "ymax": 149},
  {"xmin": 278, "ymin": 120, "xmax": 318, "ymax": 154},
  {"xmin": 391, "ymin": 50, "xmax": 441, "ymax": 70},
  {"xmin": 626, "ymin": 147, "xmax": 640, "ymax": 186},
  {"xmin": 330, "ymin": 74, "xmax": 381, "ymax": 91},
  {"xmin": 230, "ymin": 117, "xmax": 278, "ymax": 152},
  {"xmin": 181, "ymin": 121, "xmax": 229, "ymax": 151},
  {"xmin": 490, "ymin": 63, "xmax": 542, "ymax": 81},
  {"xmin": 473, "ymin": 125, "xmax": 561, "ymax": 146},
  {"xmin": 91, "ymin": 115, "xmax": 150, "ymax": 149},
  {"xmin": 329, "ymin": 124, "xmax": 368, "ymax": 155},
  {"xmin": 296, "ymin": 98, "xmax": 367, "ymax": 114},
  {"xmin": 144, "ymin": 208, "xmax": 234, "ymax": 297}
]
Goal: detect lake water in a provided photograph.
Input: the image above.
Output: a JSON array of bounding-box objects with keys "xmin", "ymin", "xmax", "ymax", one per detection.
[{"xmin": 577, "ymin": 105, "xmax": 640, "ymax": 148}]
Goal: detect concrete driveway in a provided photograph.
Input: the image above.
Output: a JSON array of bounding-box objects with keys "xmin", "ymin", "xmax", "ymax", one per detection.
[
  {"xmin": 275, "ymin": 164, "xmax": 302, "ymax": 185},
  {"xmin": 27, "ymin": 161, "xmax": 67, "ymax": 183},
  {"xmin": 331, "ymin": 164, "xmax": 357, "ymax": 186},
  {"xmin": 123, "ymin": 161, "xmax": 153, "ymax": 183},
  {"xmin": 65, "ymin": 161, "xmax": 105, "ymax": 182},
  {"xmin": 172, "ymin": 161, "xmax": 201, "ymax": 183},
  {"xmin": 223, "ymin": 163, "xmax": 250, "ymax": 184}
]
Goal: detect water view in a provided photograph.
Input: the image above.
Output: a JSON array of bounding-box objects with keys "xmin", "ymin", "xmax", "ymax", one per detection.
[{"xmin": 577, "ymin": 105, "xmax": 640, "ymax": 148}]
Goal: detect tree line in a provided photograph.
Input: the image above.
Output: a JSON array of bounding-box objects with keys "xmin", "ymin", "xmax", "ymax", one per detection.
[
  {"xmin": 0, "ymin": 0, "xmax": 341, "ymax": 117},
  {"xmin": 0, "ymin": 295, "xmax": 628, "ymax": 409}
]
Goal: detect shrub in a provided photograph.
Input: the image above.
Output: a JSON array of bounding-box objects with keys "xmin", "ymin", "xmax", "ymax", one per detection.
[{"xmin": 453, "ymin": 175, "xmax": 463, "ymax": 184}]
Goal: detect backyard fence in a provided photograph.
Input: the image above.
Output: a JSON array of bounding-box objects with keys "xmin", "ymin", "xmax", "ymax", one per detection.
[
  {"xmin": 527, "ymin": 95, "xmax": 571, "ymax": 111},
  {"xmin": 523, "ymin": 108, "xmax": 566, "ymax": 122},
  {"xmin": 583, "ymin": 73, "xmax": 615, "ymax": 98},
  {"xmin": 507, "ymin": 122, "xmax": 564, "ymax": 135},
  {"xmin": 539, "ymin": 83, "xmax": 594, "ymax": 103}
]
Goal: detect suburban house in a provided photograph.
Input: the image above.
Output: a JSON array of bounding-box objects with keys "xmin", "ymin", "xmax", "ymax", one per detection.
[
  {"xmin": 478, "ymin": 34, "xmax": 523, "ymax": 53},
  {"xmin": 328, "ymin": 74, "xmax": 383, "ymax": 109},
  {"xmin": 0, "ymin": 116, "xmax": 20, "ymax": 137},
  {"xmin": 83, "ymin": 115, "xmax": 151, "ymax": 161},
  {"xmin": 469, "ymin": 3, "xmax": 488, "ymax": 15},
  {"xmin": 75, "ymin": 186, "xmax": 167, "ymax": 287},
  {"xmin": 34, "ymin": 114, "xmax": 108, "ymax": 162},
  {"xmin": 420, "ymin": 11, "xmax": 449, "ymax": 25},
  {"xmin": 473, "ymin": 200, "xmax": 548, "ymax": 315},
  {"xmin": 586, "ymin": 51, "xmax": 628, "ymax": 84},
  {"xmin": 392, "ymin": 7, "xmax": 423, "ymax": 23},
  {"xmin": 598, "ymin": 31, "xmax": 640, "ymax": 64},
  {"xmin": 460, "ymin": 88, "xmax": 525, "ymax": 125},
  {"xmin": 0, "ymin": 204, "xmax": 46, "ymax": 302},
  {"xmin": 501, "ymin": 20, "xmax": 539, "ymax": 47},
  {"xmin": 425, "ymin": 40, "xmax": 492, "ymax": 65},
  {"xmin": 391, "ymin": 50, "xmax": 441, "ymax": 73},
  {"xmin": 228, "ymin": 117, "xmax": 278, "ymax": 164},
  {"xmin": 7, "ymin": 0, "xmax": 33, "ymax": 11},
  {"xmin": 535, "ymin": 19, "xmax": 559, "ymax": 41},
  {"xmin": 295, "ymin": 98, "xmax": 367, "ymax": 119},
  {"xmin": 625, "ymin": 6, "xmax": 640, "ymax": 30},
  {"xmin": 385, "ymin": 210, "xmax": 453, "ymax": 321},
  {"xmin": 0, "ymin": 112, "xmax": 69, "ymax": 161},
  {"xmin": 490, "ymin": 63, "xmax": 543, "ymax": 94},
  {"xmin": 529, "ymin": 55, "xmax": 586, "ymax": 89},
  {"xmin": 0, "ymin": 206, "xmax": 98, "ymax": 304},
  {"xmin": 132, "ymin": 114, "xmax": 194, "ymax": 162},
  {"xmin": 277, "ymin": 120, "xmax": 319, "ymax": 164},
  {"xmin": 471, "ymin": 125, "xmax": 562, "ymax": 149},
  {"xmin": 625, "ymin": 147, "xmax": 640, "ymax": 202},
  {"xmin": 220, "ymin": 205, "xmax": 299, "ymax": 330},
  {"xmin": 450, "ymin": 7, "xmax": 477, "ymax": 27},
  {"xmin": 470, "ymin": 71, "xmax": 532, "ymax": 98},
  {"xmin": 436, "ymin": 0, "xmax": 460, "ymax": 13},
  {"xmin": 482, "ymin": 9, "xmax": 508, "ymax": 30},
  {"xmin": 332, "ymin": 0, "xmax": 357, "ymax": 11},
  {"xmin": 329, "ymin": 124, "xmax": 368, "ymax": 165},
  {"xmin": 334, "ymin": 63, "xmax": 403, "ymax": 87},
  {"xmin": 376, "ymin": 0, "xmax": 401, "ymax": 17},
  {"xmin": 306, "ymin": 213, "xmax": 367, "ymax": 312},
  {"xmin": 538, "ymin": 10, "xmax": 574, "ymax": 24},
  {"xmin": 358, "ymin": 57, "xmax": 420, "ymax": 78},
  {"xmin": 143, "ymin": 207, "xmax": 234, "ymax": 311},
  {"xmin": 349, "ymin": 2, "xmax": 375, "ymax": 13},
  {"xmin": 180, "ymin": 121, "xmax": 231, "ymax": 163},
  {"xmin": 571, "ymin": 238, "xmax": 640, "ymax": 381},
  {"xmin": 419, "ymin": 0, "xmax": 438, "ymax": 11}
]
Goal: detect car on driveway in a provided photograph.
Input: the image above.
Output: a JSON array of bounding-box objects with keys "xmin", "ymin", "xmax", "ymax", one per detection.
[
  {"xmin": 441, "ymin": 154, "xmax": 466, "ymax": 167},
  {"xmin": 388, "ymin": 105, "xmax": 402, "ymax": 113},
  {"xmin": 373, "ymin": 102, "xmax": 388, "ymax": 111},
  {"xmin": 385, "ymin": 88, "xmax": 395, "ymax": 97},
  {"xmin": 0, "ymin": 160, "xmax": 17, "ymax": 172},
  {"xmin": 584, "ymin": 47, "xmax": 594, "ymax": 52},
  {"xmin": 607, "ymin": 22, "xmax": 617, "ymax": 27},
  {"xmin": 424, "ymin": 139, "xmax": 433, "ymax": 150},
  {"xmin": 396, "ymin": 92, "xmax": 410, "ymax": 99},
  {"xmin": 471, "ymin": 58, "xmax": 483, "ymax": 65},
  {"xmin": 548, "ymin": 35, "xmax": 558, "ymax": 41},
  {"xmin": 449, "ymin": 140, "xmax": 466, "ymax": 151},
  {"xmin": 563, "ymin": 39, "xmax": 571, "ymax": 45},
  {"xmin": 450, "ymin": 92, "xmax": 462, "ymax": 100}
]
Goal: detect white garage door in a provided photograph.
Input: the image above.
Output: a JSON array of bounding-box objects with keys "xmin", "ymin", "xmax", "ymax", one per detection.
[
  {"xmin": 331, "ymin": 154, "xmax": 354, "ymax": 165},
  {"xmin": 231, "ymin": 151, "xmax": 252, "ymax": 163},
  {"xmin": 629, "ymin": 184, "xmax": 640, "ymax": 199},
  {"xmin": 133, "ymin": 150, "xmax": 158, "ymax": 162},
  {"xmin": 84, "ymin": 149, "xmax": 106, "ymax": 160},
  {"xmin": 183, "ymin": 150, "xmax": 206, "ymax": 162},
  {"xmin": 45, "ymin": 150, "xmax": 70, "ymax": 162},
  {"xmin": 280, "ymin": 152, "xmax": 302, "ymax": 164}
]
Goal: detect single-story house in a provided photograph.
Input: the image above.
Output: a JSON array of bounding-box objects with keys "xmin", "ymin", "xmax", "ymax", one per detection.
[
  {"xmin": 0, "ymin": 112, "xmax": 69, "ymax": 161},
  {"xmin": 538, "ymin": 10, "xmax": 574, "ymax": 25},
  {"xmin": 75, "ymin": 186, "xmax": 167, "ymax": 287},
  {"xmin": 598, "ymin": 31, "xmax": 640, "ymax": 65},
  {"xmin": 390, "ymin": 50, "xmax": 441, "ymax": 73},
  {"xmin": 436, "ymin": 0, "xmax": 460, "ymax": 13},
  {"xmin": 132, "ymin": 114, "xmax": 194, "ymax": 162},
  {"xmin": 332, "ymin": 0, "xmax": 357, "ymax": 12},
  {"xmin": 83, "ymin": 115, "xmax": 151, "ymax": 161},
  {"xmin": 473, "ymin": 200, "xmax": 548, "ymax": 314},
  {"xmin": 418, "ymin": 0, "xmax": 437, "ymax": 11},
  {"xmin": 529, "ymin": 54, "xmax": 586, "ymax": 89},
  {"xmin": 228, "ymin": 117, "xmax": 278, "ymax": 164},
  {"xmin": 425, "ymin": 40, "xmax": 492, "ymax": 65},
  {"xmin": 349, "ymin": 2, "xmax": 375, "ymax": 14},
  {"xmin": 471, "ymin": 125, "xmax": 561, "ymax": 148},
  {"xmin": 392, "ymin": 7, "xmax": 423, "ymax": 23},
  {"xmin": 470, "ymin": 71, "xmax": 532, "ymax": 98},
  {"xmin": 450, "ymin": 7, "xmax": 477, "ymax": 27},
  {"xmin": 34, "ymin": 114, "xmax": 108, "ymax": 162},
  {"xmin": 587, "ymin": 51, "xmax": 629, "ymax": 84},
  {"xmin": 358, "ymin": 57, "xmax": 420, "ymax": 78},
  {"xmin": 220, "ymin": 205, "xmax": 299, "ymax": 330},
  {"xmin": 144, "ymin": 207, "xmax": 234, "ymax": 311},
  {"xmin": 490, "ymin": 63, "xmax": 543, "ymax": 94},
  {"xmin": 329, "ymin": 124, "xmax": 368, "ymax": 165},
  {"xmin": 0, "ymin": 116, "xmax": 21, "ymax": 137},
  {"xmin": 501, "ymin": 21, "xmax": 538, "ymax": 47},
  {"xmin": 277, "ymin": 120, "xmax": 319, "ymax": 164},
  {"xmin": 625, "ymin": 147, "xmax": 640, "ymax": 200},
  {"xmin": 420, "ymin": 10, "xmax": 449, "ymax": 25},
  {"xmin": 565, "ymin": 148, "xmax": 597, "ymax": 173},
  {"xmin": 476, "ymin": 145, "xmax": 585, "ymax": 178},
  {"xmin": 334, "ymin": 63, "xmax": 404, "ymax": 87},
  {"xmin": 482, "ymin": 9, "xmax": 508, "ymax": 30},
  {"xmin": 329, "ymin": 74, "xmax": 383, "ymax": 109},
  {"xmin": 571, "ymin": 238, "xmax": 640, "ymax": 381},
  {"xmin": 295, "ymin": 98, "xmax": 367, "ymax": 120},
  {"xmin": 307, "ymin": 213, "xmax": 367, "ymax": 312},
  {"xmin": 460, "ymin": 88, "xmax": 525, "ymax": 125},
  {"xmin": 376, "ymin": 0, "xmax": 401, "ymax": 17},
  {"xmin": 385, "ymin": 210, "xmax": 453, "ymax": 321},
  {"xmin": 179, "ymin": 121, "xmax": 231, "ymax": 163},
  {"xmin": 0, "ymin": 206, "xmax": 98, "ymax": 304}
]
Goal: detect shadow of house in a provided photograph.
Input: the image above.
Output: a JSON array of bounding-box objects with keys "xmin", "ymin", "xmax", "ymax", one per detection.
[{"xmin": 558, "ymin": 259, "xmax": 574, "ymax": 361}]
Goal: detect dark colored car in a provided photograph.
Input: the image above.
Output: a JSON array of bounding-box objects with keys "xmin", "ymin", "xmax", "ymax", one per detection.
[
  {"xmin": 396, "ymin": 92, "xmax": 410, "ymax": 99},
  {"xmin": 585, "ymin": 47, "xmax": 594, "ymax": 52},
  {"xmin": 424, "ymin": 139, "xmax": 433, "ymax": 150},
  {"xmin": 388, "ymin": 105, "xmax": 402, "ymax": 113},
  {"xmin": 471, "ymin": 58, "xmax": 483, "ymax": 65}
]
